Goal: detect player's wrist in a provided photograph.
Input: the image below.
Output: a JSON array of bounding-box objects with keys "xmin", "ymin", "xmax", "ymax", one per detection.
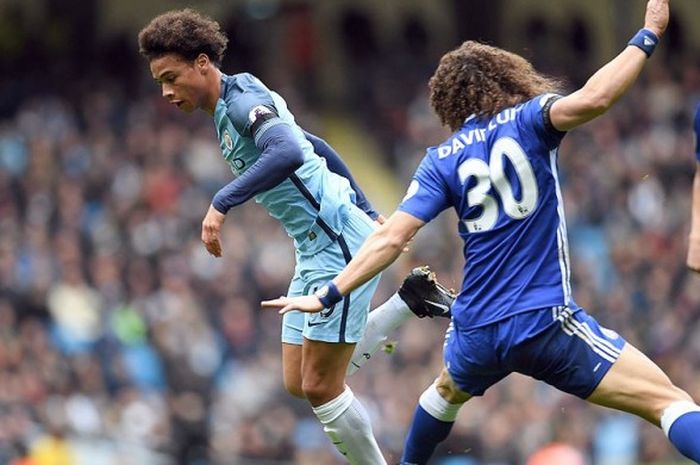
[
  {"xmin": 211, "ymin": 197, "xmax": 230, "ymax": 215},
  {"xmin": 628, "ymin": 28, "xmax": 659, "ymax": 58},
  {"xmin": 314, "ymin": 281, "xmax": 343, "ymax": 308}
]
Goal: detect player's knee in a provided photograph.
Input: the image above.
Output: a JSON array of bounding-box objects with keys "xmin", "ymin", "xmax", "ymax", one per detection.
[
  {"xmin": 301, "ymin": 377, "xmax": 336, "ymax": 405},
  {"xmin": 644, "ymin": 382, "xmax": 694, "ymax": 425},
  {"xmin": 284, "ymin": 379, "xmax": 306, "ymax": 399},
  {"xmin": 654, "ymin": 385, "xmax": 694, "ymax": 415},
  {"xmin": 435, "ymin": 368, "xmax": 470, "ymax": 404},
  {"xmin": 282, "ymin": 369, "xmax": 305, "ymax": 399}
]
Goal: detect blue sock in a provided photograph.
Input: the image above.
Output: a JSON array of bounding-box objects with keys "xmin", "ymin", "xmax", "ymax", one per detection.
[
  {"xmin": 668, "ymin": 411, "xmax": 700, "ymax": 461},
  {"xmin": 400, "ymin": 405, "xmax": 454, "ymax": 465}
]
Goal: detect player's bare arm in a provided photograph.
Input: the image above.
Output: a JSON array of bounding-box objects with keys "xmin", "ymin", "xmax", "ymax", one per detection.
[
  {"xmin": 549, "ymin": 0, "xmax": 669, "ymax": 132},
  {"xmin": 688, "ymin": 104, "xmax": 700, "ymax": 272},
  {"xmin": 688, "ymin": 166, "xmax": 700, "ymax": 272},
  {"xmin": 262, "ymin": 211, "xmax": 424, "ymax": 314},
  {"xmin": 332, "ymin": 212, "xmax": 423, "ymax": 293}
]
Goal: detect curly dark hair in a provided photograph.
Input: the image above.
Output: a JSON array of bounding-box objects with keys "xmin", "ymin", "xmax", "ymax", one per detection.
[
  {"xmin": 429, "ymin": 41, "xmax": 564, "ymax": 131},
  {"xmin": 138, "ymin": 9, "xmax": 228, "ymax": 67}
]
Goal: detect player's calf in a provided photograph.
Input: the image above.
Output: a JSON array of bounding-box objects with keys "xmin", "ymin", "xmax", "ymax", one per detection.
[{"xmin": 401, "ymin": 367, "xmax": 469, "ymax": 465}]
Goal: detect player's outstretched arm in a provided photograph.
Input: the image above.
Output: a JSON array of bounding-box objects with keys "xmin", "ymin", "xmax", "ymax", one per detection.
[
  {"xmin": 688, "ymin": 104, "xmax": 700, "ymax": 272},
  {"xmin": 332, "ymin": 211, "xmax": 423, "ymax": 292},
  {"xmin": 262, "ymin": 211, "xmax": 424, "ymax": 314},
  {"xmin": 549, "ymin": 0, "xmax": 669, "ymax": 132}
]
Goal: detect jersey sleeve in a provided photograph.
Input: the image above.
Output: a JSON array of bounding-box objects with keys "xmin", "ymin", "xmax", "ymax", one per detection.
[
  {"xmin": 398, "ymin": 151, "xmax": 450, "ymax": 223},
  {"xmin": 517, "ymin": 93, "xmax": 567, "ymax": 151},
  {"xmin": 225, "ymin": 74, "xmax": 285, "ymax": 143}
]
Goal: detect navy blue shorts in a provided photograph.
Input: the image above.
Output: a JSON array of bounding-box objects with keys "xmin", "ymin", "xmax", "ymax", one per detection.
[{"xmin": 443, "ymin": 306, "xmax": 626, "ymax": 399}]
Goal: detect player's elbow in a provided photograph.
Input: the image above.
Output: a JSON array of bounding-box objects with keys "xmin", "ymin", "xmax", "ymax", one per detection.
[
  {"xmin": 271, "ymin": 142, "xmax": 304, "ymax": 174},
  {"xmin": 261, "ymin": 127, "xmax": 305, "ymax": 173},
  {"xmin": 284, "ymin": 143, "xmax": 305, "ymax": 171},
  {"xmin": 579, "ymin": 88, "xmax": 614, "ymax": 116},
  {"xmin": 372, "ymin": 227, "xmax": 408, "ymax": 254},
  {"xmin": 384, "ymin": 234, "xmax": 406, "ymax": 253}
]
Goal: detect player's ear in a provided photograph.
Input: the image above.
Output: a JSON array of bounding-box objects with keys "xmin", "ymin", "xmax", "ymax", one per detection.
[{"xmin": 195, "ymin": 53, "xmax": 210, "ymax": 73}]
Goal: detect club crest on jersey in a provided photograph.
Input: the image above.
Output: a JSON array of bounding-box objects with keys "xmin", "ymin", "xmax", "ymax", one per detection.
[
  {"xmin": 223, "ymin": 130, "xmax": 233, "ymax": 151},
  {"xmin": 248, "ymin": 105, "xmax": 273, "ymax": 125}
]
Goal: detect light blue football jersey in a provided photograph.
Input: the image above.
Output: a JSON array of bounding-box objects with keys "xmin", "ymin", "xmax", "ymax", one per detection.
[
  {"xmin": 213, "ymin": 73, "xmax": 357, "ymax": 255},
  {"xmin": 399, "ymin": 94, "xmax": 576, "ymax": 329}
]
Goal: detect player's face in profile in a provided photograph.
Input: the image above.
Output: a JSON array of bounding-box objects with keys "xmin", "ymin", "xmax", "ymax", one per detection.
[{"xmin": 150, "ymin": 54, "xmax": 206, "ymax": 113}]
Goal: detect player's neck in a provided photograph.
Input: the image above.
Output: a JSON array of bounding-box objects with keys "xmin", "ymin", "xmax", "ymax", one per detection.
[{"xmin": 202, "ymin": 68, "xmax": 223, "ymax": 116}]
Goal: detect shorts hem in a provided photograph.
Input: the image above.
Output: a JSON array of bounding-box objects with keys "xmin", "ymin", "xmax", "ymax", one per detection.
[{"xmin": 579, "ymin": 339, "xmax": 628, "ymax": 400}]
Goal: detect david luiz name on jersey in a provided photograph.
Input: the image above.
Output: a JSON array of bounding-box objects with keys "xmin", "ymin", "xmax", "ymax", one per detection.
[{"xmin": 436, "ymin": 106, "xmax": 521, "ymax": 159}]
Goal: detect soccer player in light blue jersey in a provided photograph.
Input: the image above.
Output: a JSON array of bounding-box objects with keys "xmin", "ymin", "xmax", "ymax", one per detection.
[
  {"xmin": 264, "ymin": 0, "xmax": 700, "ymax": 463},
  {"xmin": 137, "ymin": 9, "xmax": 454, "ymax": 464}
]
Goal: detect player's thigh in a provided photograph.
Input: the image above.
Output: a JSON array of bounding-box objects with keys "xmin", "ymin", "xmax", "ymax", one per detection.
[
  {"xmin": 281, "ymin": 271, "xmax": 306, "ymax": 345},
  {"xmin": 282, "ymin": 342, "xmax": 304, "ymax": 399},
  {"xmin": 281, "ymin": 273, "xmax": 306, "ymax": 397},
  {"xmin": 587, "ymin": 342, "xmax": 692, "ymax": 426},
  {"xmin": 301, "ymin": 237, "xmax": 380, "ymax": 345},
  {"xmin": 435, "ymin": 366, "xmax": 472, "ymax": 404},
  {"xmin": 301, "ymin": 338, "xmax": 356, "ymax": 406}
]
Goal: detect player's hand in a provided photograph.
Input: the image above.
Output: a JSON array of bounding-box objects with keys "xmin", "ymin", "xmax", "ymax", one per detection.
[
  {"xmin": 202, "ymin": 205, "xmax": 226, "ymax": 257},
  {"xmin": 643, "ymin": 0, "xmax": 669, "ymax": 38},
  {"xmin": 261, "ymin": 295, "xmax": 324, "ymax": 315},
  {"xmin": 375, "ymin": 214, "xmax": 386, "ymax": 225}
]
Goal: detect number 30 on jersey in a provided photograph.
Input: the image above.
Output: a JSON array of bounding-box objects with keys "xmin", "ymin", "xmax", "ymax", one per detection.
[{"xmin": 458, "ymin": 137, "xmax": 539, "ymax": 232}]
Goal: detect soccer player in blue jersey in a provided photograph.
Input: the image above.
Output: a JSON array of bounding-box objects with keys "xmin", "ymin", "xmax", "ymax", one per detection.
[
  {"xmin": 137, "ymin": 9, "xmax": 454, "ymax": 464},
  {"xmin": 688, "ymin": 103, "xmax": 700, "ymax": 272},
  {"xmin": 264, "ymin": 0, "xmax": 700, "ymax": 462}
]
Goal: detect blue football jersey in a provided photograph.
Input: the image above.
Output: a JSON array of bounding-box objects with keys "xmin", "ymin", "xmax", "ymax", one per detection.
[
  {"xmin": 399, "ymin": 94, "xmax": 576, "ymax": 329},
  {"xmin": 213, "ymin": 73, "xmax": 357, "ymax": 255}
]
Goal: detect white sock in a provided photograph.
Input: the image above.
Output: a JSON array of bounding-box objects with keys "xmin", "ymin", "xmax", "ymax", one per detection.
[
  {"xmin": 312, "ymin": 387, "xmax": 387, "ymax": 465},
  {"xmin": 660, "ymin": 401, "xmax": 700, "ymax": 437},
  {"xmin": 347, "ymin": 293, "xmax": 413, "ymax": 376},
  {"xmin": 419, "ymin": 383, "xmax": 464, "ymax": 422}
]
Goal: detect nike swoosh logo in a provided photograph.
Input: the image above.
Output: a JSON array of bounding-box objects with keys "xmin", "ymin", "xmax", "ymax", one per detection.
[
  {"xmin": 425, "ymin": 299, "xmax": 450, "ymax": 313},
  {"xmin": 307, "ymin": 321, "xmax": 326, "ymax": 327}
]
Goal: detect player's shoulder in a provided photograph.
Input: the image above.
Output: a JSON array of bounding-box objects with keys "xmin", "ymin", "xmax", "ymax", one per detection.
[
  {"xmin": 222, "ymin": 72, "xmax": 272, "ymax": 101},
  {"xmin": 221, "ymin": 73, "xmax": 278, "ymax": 132},
  {"xmin": 516, "ymin": 93, "xmax": 564, "ymax": 120},
  {"xmin": 424, "ymin": 143, "xmax": 447, "ymax": 164},
  {"xmin": 415, "ymin": 144, "xmax": 453, "ymax": 181}
]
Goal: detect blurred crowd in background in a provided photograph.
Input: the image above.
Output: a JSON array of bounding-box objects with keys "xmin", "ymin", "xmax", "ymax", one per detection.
[{"xmin": 1, "ymin": 1, "xmax": 700, "ymax": 465}]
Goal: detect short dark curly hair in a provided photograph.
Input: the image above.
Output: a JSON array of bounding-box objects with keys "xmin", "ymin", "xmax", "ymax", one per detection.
[
  {"xmin": 429, "ymin": 41, "xmax": 563, "ymax": 131},
  {"xmin": 138, "ymin": 9, "xmax": 228, "ymax": 67}
]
